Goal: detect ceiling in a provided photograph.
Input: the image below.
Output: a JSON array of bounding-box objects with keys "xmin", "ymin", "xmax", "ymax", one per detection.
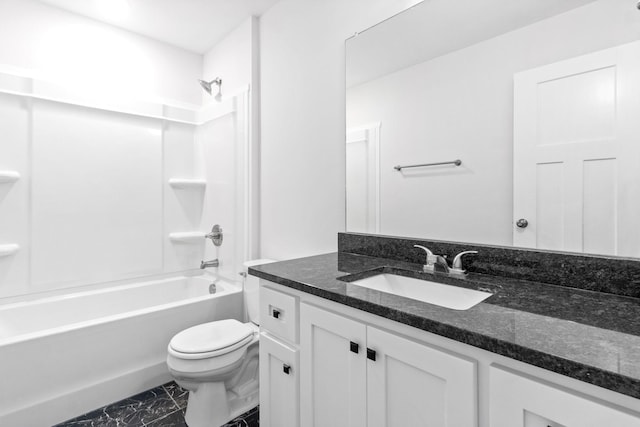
[{"xmin": 37, "ymin": 0, "xmax": 280, "ymax": 54}]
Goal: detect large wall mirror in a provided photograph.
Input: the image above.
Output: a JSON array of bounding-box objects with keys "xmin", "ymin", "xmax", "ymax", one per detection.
[{"xmin": 345, "ymin": 0, "xmax": 640, "ymax": 257}]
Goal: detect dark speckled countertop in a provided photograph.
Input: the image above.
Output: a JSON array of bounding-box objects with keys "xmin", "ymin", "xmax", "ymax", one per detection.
[{"xmin": 249, "ymin": 252, "xmax": 640, "ymax": 400}]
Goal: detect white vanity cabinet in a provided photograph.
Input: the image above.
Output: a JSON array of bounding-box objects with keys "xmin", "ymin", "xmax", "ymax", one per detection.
[
  {"xmin": 259, "ymin": 280, "xmax": 640, "ymax": 427},
  {"xmin": 299, "ymin": 302, "xmax": 477, "ymax": 427},
  {"xmin": 490, "ymin": 366, "xmax": 640, "ymax": 427}
]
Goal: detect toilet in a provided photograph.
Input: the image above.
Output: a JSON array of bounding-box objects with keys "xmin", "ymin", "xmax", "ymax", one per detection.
[{"xmin": 166, "ymin": 259, "xmax": 274, "ymax": 427}]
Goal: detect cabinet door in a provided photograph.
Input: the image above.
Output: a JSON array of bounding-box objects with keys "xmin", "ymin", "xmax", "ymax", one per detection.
[
  {"xmin": 367, "ymin": 327, "xmax": 477, "ymax": 427},
  {"xmin": 300, "ymin": 303, "xmax": 367, "ymax": 427},
  {"xmin": 259, "ymin": 333, "xmax": 299, "ymax": 427},
  {"xmin": 490, "ymin": 366, "xmax": 640, "ymax": 427}
]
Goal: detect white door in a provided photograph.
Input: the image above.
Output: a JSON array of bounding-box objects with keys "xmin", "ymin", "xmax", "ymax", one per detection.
[
  {"xmin": 300, "ymin": 303, "xmax": 367, "ymax": 427},
  {"xmin": 366, "ymin": 327, "xmax": 477, "ymax": 427},
  {"xmin": 513, "ymin": 40, "xmax": 640, "ymax": 256},
  {"xmin": 346, "ymin": 124, "xmax": 380, "ymax": 233}
]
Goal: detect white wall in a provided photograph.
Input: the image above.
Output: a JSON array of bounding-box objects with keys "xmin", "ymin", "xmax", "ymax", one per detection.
[
  {"xmin": 346, "ymin": 0, "xmax": 640, "ymax": 246},
  {"xmin": 0, "ymin": 0, "xmax": 202, "ymax": 105},
  {"xmin": 259, "ymin": 0, "xmax": 420, "ymax": 260},
  {"xmin": 202, "ymin": 17, "xmax": 257, "ymax": 103}
]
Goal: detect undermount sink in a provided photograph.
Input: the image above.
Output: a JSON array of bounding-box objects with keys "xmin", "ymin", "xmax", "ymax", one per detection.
[{"xmin": 351, "ymin": 273, "xmax": 492, "ymax": 310}]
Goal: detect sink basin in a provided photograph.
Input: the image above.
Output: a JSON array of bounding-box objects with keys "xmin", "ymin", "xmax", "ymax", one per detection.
[{"xmin": 350, "ymin": 274, "xmax": 491, "ymax": 310}]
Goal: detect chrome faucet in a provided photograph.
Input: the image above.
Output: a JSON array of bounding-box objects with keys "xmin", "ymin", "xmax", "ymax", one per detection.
[
  {"xmin": 414, "ymin": 245, "xmax": 478, "ymax": 276},
  {"xmin": 432, "ymin": 254, "xmax": 450, "ymax": 274},
  {"xmin": 200, "ymin": 259, "xmax": 219, "ymax": 269}
]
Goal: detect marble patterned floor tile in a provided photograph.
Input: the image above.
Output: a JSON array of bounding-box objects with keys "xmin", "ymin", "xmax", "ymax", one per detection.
[
  {"xmin": 144, "ymin": 409, "xmax": 187, "ymax": 427},
  {"xmin": 54, "ymin": 385, "xmax": 179, "ymax": 427},
  {"xmin": 163, "ymin": 381, "xmax": 189, "ymax": 409},
  {"xmin": 127, "ymin": 386, "xmax": 180, "ymax": 425},
  {"xmin": 53, "ymin": 383, "xmax": 259, "ymax": 427}
]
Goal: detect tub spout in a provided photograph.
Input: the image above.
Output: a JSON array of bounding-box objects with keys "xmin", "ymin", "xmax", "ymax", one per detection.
[{"xmin": 200, "ymin": 259, "xmax": 219, "ymax": 269}]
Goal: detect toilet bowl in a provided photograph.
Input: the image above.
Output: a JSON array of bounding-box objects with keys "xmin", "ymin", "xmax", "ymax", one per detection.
[
  {"xmin": 167, "ymin": 320, "xmax": 260, "ymax": 427},
  {"xmin": 166, "ymin": 259, "xmax": 274, "ymax": 427}
]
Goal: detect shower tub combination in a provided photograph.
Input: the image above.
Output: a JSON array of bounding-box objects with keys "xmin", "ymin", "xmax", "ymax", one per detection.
[{"xmin": 0, "ymin": 273, "xmax": 243, "ymax": 427}]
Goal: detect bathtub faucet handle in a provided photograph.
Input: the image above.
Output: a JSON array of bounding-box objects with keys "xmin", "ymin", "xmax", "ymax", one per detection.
[{"xmin": 205, "ymin": 224, "xmax": 223, "ymax": 247}]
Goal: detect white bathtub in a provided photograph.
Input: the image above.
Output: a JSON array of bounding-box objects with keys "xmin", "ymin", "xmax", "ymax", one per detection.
[{"xmin": 0, "ymin": 273, "xmax": 243, "ymax": 427}]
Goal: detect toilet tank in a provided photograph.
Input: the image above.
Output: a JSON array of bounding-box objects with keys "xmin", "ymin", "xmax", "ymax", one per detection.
[{"xmin": 243, "ymin": 259, "xmax": 276, "ymax": 325}]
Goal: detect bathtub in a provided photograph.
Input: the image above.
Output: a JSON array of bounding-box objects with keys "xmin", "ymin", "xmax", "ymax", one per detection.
[{"xmin": 0, "ymin": 273, "xmax": 243, "ymax": 427}]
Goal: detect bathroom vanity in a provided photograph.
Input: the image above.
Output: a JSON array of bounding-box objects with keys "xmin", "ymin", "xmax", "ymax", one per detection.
[{"xmin": 252, "ymin": 233, "xmax": 640, "ymax": 427}]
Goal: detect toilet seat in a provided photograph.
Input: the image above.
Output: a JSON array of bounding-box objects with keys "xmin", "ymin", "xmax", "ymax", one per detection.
[{"xmin": 169, "ymin": 319, "xmax": 255, "ymax": 360}]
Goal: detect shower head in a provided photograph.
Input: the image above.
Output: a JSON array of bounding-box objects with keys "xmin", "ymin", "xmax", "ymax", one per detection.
[{"xmin": 198, "ymin": 77, "xmax": 222, "ymax": 101}]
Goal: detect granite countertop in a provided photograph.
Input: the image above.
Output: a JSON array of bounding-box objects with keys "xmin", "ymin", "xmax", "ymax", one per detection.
[{"xmin": 248, "ymin": 252, "xmax": 640, "ymax": 400}]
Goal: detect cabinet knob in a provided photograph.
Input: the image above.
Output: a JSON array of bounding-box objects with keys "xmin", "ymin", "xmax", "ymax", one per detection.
[
  {"xmin": 350, "ymin": 341, "xmax": 359, "ymax": 354},
  {"xmin": 283, "ymin": 364, "xmax": 291, "ymax": 375},
  {"xmin": 272, "ymin": 309, "xmax": 281, "ymax": 319},
  {"xmin": 367, "ymin": 348, "xmax": 377, "ymax": 361}
]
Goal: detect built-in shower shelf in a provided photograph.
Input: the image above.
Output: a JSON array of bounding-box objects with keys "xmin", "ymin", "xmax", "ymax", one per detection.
[
  {"xmin": 169, "ymin": 232, "xmax": 205, "ymax": 243},
  {"xmin": 0, "ymin": 244, "xmax": 19, "ymax": 257},
  {"xmin": 0, "ymin": 171, "xmax": 20, "ymax": 183},
  {"xmin": 168, "ymin": 179, "xmax": 206, "ymax": 190}
]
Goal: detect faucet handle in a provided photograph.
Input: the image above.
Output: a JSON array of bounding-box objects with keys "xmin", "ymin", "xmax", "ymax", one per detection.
[
  {"xmin": 414, "ymin": 245, "xmax": 438, "ymax": 272},
  {"xmin": 205, "ymin": 224, "xmax": 224, "ymax": 247},
  {"xmin": 414, "ymin": 245, "xmax": 437, "ymax": 262},
  {"xmin": 413, "ymin": 245, "xmax": 434, "ymax": 256},
  {"xmin": 451, "ymin": 251, "xmax": 478, "ymax": 274}
]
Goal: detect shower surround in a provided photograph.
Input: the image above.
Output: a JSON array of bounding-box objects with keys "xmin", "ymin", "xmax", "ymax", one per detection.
[{"xmin": 0, "ymin": 68, "xmax": 256, "ymax": 426}]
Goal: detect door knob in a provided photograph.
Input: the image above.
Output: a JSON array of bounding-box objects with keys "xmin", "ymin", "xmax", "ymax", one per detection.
[{"xmin": 516, "ymin": 218, "xmax": 528, "ymax": 228}]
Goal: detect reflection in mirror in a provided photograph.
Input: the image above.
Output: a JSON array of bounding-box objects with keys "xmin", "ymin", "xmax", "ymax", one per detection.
[{"xmin": 345, "ymin": 0, "xmax": 640, "ymax": 257}]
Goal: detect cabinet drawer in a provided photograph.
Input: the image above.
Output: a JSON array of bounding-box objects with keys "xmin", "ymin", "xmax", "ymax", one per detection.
[
  {"xmin": 259, "ymin": 333, "xmax": 299, "ymax": 427},
  {"xmin": 260, "ymin": 286, "xmax": 299, "ymax": 343}
]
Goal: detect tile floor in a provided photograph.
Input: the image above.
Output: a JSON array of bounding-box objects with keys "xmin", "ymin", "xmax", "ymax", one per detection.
[{"xmin": 53, "ymin": 382, "xmax": 259, "ymax": 427}]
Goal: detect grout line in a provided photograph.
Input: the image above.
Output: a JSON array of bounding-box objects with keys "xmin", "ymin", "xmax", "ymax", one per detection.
[
  {"xmin": 162, "ymin": 383, "xmax": 182, "ymax": 410},
  {"xmin": 141, "ymin": 384, "xmax": 183, "ymax": 427},
  {"xmin": 142, "ymin": 407, "xmax": 184, "ymax": 427}
]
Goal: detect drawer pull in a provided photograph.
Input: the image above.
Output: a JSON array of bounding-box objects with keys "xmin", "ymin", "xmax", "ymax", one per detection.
[
  {"xmin": 350, "ymin": 341, "xmax": 359, "ymax": 354},
  {"xmin": 283, "ymin": 364, "xmax": 291, "ymax": 375},
  {"xmin": 272, "ymin": 309, "xmax": 281, "ymax": 319},
  {"xmin": 367, "ymin": 348, "xmax": 376, "ymax": 361}
]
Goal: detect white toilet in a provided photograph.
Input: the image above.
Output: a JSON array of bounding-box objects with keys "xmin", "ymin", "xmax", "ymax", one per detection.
[{"xmin": 166, "ymin": 259, "xmax": 273, "ymax": 427}]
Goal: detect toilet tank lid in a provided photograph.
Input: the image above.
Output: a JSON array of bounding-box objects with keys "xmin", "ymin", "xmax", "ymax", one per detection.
[{"xmin": 243, "ymin": 259, "xmax": 277, "ymax": 268}]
